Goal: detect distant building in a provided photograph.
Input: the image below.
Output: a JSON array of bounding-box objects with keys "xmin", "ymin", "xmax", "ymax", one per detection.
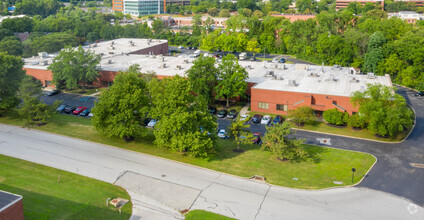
[
  {"xmin": 23, "ymin": 38, "xmax": 393, "ymax": 115},
  {"xmin": 113, "ymin": 0, "xmax": 189, "ymax": 15},
  {"xmin": 271, "ymin": 14, "xmax": 316, "ymax": 22},
  {"xmin": 0, "ymin": 190, "xmax": 23, "ymax": 220},
  {"xmin": 388, "ymin": 11, "xmax": 424, "ymax": 23},
  {"xmin": 335, "ymin": 0, "xmax": 384, "ymax": 10}
]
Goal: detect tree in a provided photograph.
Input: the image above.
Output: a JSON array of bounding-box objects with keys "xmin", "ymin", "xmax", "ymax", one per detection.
[
  {"xmin": 348, "ymin": 113, "xmax": 367, "ymax": 128},
  {"xmin": 1, "ymin": 16, "xmax": 33, "ymax": 32},
  {"xmin": 228, "ymin": 116, "xmax": 254, "ymax": 152},
  {"xmin": 252, "ymin": 10, "xmax": 264, "ymax": 18},
  {"xmin": 246, "ymin": 39, "xmax": 260, "ymax": 57},
  {"xmin": 323, "ymin": 108, "xmax": 349, "ymax": 125},
  {"xmin": 215, "ymin": 54, "xmax": 248, "ymax": 106},
  {"xmin": 208, "ymin": 7, "xmax": 219, "ymax": 17},
  {"xmin": 48, "ymin": 46, "xmax": 101, "ymax": 92},
  {"xmin": 91, "ymin": 65, "xmax": 151, "ymax": 140},
  {"xmin": 16, "ymin": 76, "xmax": 58, "ymax": 127},
  {"xmin": 351, "ymin": 84, "xmax": 413, "ymax": 137},
  {"xmin": 29, "ymin": 33, "xmax": 78, "ymax": 55},
  {"xmin": 261, "ymin": 123, "xmax": 308, "ymax": 161},
  {"xmin": 0, "ymin": 37, "xmax": 23, "ymax": 56},
  {"xmin": 152, "ymin": 18, "xmax": 165, "ymax": 35},
  {"xmin": 186, "ymin": 55, "xmax": 218, "ymax": 103},
  {"xmin": 219, "ymin": 9, "xmax": 230, "ymax": 17},
  {"xmin": 288, "ymin": 106, "xmax": 316, "ymax": 126},
  {"xmin": 149, "ymin": 76, "xmax": 217, "ymax": 157},
  {"xmin": 0, "ymin": 52, "xmax": 26, "ymax": 110}
]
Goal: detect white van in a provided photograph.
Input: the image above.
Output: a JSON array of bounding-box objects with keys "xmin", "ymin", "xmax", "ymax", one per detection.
[
  {"xmin": 194, "ymin": 50, "xmax": 201, "ymax": 57},
  {"xmin": 239, "ymin": 52, "xmax": 247, "ymax": 60}
]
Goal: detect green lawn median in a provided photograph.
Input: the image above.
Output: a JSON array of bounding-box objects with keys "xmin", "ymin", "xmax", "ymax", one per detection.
[
  {"xmin": 0, "ymin": 154, "xmax": 132, "ymax": 219},
  {"xmin": 0, "ymin": 112, "xmax": 375, "ymax": 189},
  {"xmin": 185, "ymin": 210, "xmax": 236, "ymax": 220}
]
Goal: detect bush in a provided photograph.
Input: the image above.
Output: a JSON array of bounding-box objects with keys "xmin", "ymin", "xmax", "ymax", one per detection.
[
  {"xmin": 323, "ymin": 108, "xmax": 349, "ymax": 126},
  {"xmin": 288, "ymin": 106, "xmax": 316, "ymax": 126},
  {"xmin": 348, "ymin": 113, "xmax": 367, "ymax": 128}
]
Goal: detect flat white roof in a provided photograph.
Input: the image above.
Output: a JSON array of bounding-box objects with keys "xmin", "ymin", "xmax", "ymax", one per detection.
[
  {"xmin": 81, "ymin": 38, "xmax": 168, "ymax": 56},
  {"xmin": 23, "ymin": 38, "xmax": 392, "ymax": 97}
]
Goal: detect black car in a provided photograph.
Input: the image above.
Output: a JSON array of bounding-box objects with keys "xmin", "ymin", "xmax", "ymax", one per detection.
[
  {"xmin": 187, "ymin": 46, "xmax": 192, "ymax": 50},
  {"xmin": 192, "ymin": 47, "xmax": 197, "ymax": 50},
  {"xmin": 79, "ymin": 108, "xmax": 91, "ymax": 117},
  {"xmin": 56, "ymin": 104, "xmax": 68, "ymax": 113},
  {"xmin": 217, "ymin": 109, "xmax": 227, "ymax": 118},
  {"xmin": 251, "ymin": 114, "xmax": 262, "ymax": 123},
  {"xmin": 227, "ymin": 109, "xmax": 237, "ymax": 119},
  {"xmin": 208, "ymin": 106, "xmax": 217, "ymax": 115},
  {"xmin": 415, "ymin": 91, "xmax": 424, "ymax": 97},
  {"xmin": 272, "ymin": 115, "xmax": 284, "ymax": 124},
  {"xmin": 64, "ymin": 106, "xmax": 76, "ymax": 114},
  {"xmin": 250, "ymin": 56, "xmax": 256, "ymax": 61}
]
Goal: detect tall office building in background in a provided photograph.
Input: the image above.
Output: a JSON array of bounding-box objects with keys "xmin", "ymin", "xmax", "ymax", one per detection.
[{"xmin": 113, "ymin": 0, "xmax": 190, "ymax": 16}]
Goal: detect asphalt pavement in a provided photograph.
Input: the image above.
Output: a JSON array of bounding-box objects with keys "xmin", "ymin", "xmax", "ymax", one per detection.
[
  {"xmin": 41, "ymin": 86, "xmax": 424, "ymax": 207},
  {"xmin": 0, "ymin": 124, "xmax": 422, "ymax": 219}
]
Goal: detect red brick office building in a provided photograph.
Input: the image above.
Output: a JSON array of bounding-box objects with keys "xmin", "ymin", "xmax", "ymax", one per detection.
[{"xmin": 0, "ymin": 191, "xmax": 24, "ymax": 220}]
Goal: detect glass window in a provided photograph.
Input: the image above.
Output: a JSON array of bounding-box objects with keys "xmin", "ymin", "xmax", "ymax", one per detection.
[
  {"xmin": 258, "ymin": 102, "xmax": 269, "ymax": 109},
  {"xmin": 276, "ymin": 104, "xmax": 288, "ymax": 111}
]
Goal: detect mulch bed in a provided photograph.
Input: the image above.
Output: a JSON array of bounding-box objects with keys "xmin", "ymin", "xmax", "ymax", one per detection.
[
  {"xmin": 325, "ymin": 123, "xmax": 347, "ymax": 129},
  {"xmin": 351, "ymin": 127, "xmax": 363, "ymax": 131}
]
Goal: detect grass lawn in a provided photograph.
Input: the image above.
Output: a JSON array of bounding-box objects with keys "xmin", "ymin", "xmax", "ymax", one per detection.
[
  {"xmin": 63, "ymin": 88, "xmax": 101, "ymax": 96},
  {"xmin": 0, "ymin": 112, "xmax": 375, "ymax": 189},
  {"xmin": 185, "ymin": 210, "xmax": 235, "ymax": 220},
  {"xmin": 0, "ymin": 154, "xmax": 132, "ymax": 219}
]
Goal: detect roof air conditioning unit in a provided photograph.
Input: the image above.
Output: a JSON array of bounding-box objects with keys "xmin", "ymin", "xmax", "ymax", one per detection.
[
  {"xmin": 160, "ymin": 63, "xmax": 166, "ymax": 68},
  {"xmin": 288, "ymin": 80, "xmax": 296, "ymax": 86},
  {"xmin": 42, "ymin": 60, "xmax": 48, "ymax": 66},
  {"xmin": 176, "ymin": 65, "xmax": 181, "ymax": 69},
  {"xmin": 107, "ymin": 59, "xmax": 112, "ymax": 64},
  {"xmin": 184, "ymin": 59, "xmax": 189, "ymax": 63},
  {"xmin": 367, "ymin": 72, "xmax": 376, "ymax": 79},
  {"xmin": 265, "ymin": 70, "xmax": 274, "ymax": 77}
]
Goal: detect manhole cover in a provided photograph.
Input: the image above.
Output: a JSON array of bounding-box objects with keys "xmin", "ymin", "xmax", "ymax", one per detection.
[{"xmin": 410, "ymin": 163, "xmax": 424, "ymax": 168}]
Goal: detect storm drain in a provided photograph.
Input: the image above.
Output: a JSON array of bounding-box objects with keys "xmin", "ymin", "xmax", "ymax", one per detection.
[{"xmin": 410, "ymin": 163, "xmax": 424, "ymax": 168}]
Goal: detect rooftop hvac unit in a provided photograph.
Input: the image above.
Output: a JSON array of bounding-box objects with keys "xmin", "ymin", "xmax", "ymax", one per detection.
[
  {"xmin": 109, "ymin": 46, "xmax": 115, "ymax": 50},
  {"xmin": 160, "ymin": 63, "xmax": 166, "ymax": 68},
  {"xmin": 107, "ymin": 59, "xmax": 112, "ymax": 64},
  {"xmin": 31, "ymin": 61, "xmax": 39, "ymax": 65},
  {"xmin": 176, "ymin": 65, "xmax": 181, "ymax": 70},
  {"xmin": 110, "ymin": 41, "xmax": 114, "ymax": 45},
  {"xmin": 38, "ymin": 52, "xmax": 47, "ymax": 58},
  {"xmin": 148, "ymin": 38, "xmax": 152, "ymax": 42},
  {"xmin": 265, "ymin": 70, "xmax": 274, "ymax": 77},
  {"xmin": 42, "ymin": 60, "xmax": 48, "ymax": 66},
  {"xmin": 288, "ymin": 80, "xmax": 296, "ymax": 86},
  {"xmin": 367, "ymin": 72, "xmax": 376, "ymax": 78},
  {"xmin": 184, "ymin": 59, "xmax": 189, "ymax": 63},
  {"xmin": 274, "ymin": 64, "xmax": 279, "ymax": 69},
  {"xmin": 273, "ymin": 75, "xmax": 283, "ymax": 80},
  {"xmin": 93, "ymin": 43, "xmax": 97, "ymax": 47}
]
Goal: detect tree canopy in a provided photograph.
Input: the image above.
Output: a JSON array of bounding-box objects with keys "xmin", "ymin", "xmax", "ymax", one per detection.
[
  {"xmin": 48, "ymin": 45, "xmax": 100, "ymax": 91},
  {"xmin": 0, "ymin": 52, "xmax": 26, "ymax": 109},
  {"xmin": 186, "ymin": 55, "xmax": 218, "ymax": 103}
]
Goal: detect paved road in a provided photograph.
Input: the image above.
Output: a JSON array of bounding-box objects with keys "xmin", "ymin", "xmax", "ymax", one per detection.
[{"xmin": 0, "ymin": 124, "xmax": 422, "ymax": 219}]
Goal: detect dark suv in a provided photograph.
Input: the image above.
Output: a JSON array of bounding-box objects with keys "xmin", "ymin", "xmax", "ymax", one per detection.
[
  {"xmin": 415, "ymin": 91, "xmax": 424, "ymax": 97},
  {"xmin": 217, "ymin": 109, "xmax": 228, "ymax": 118},
  {"xmin": 251, "ymin": 114, "xmax": 262, "ymax": 123},
  {"xmin": 208, "ymin": 106, "xmax": 217, "ymax": 115},
  {"xmin": 227, "ymin": 110, "xmax": 237, "ymax": 119},
  {"xmin": 64, "ymin": 106, "xmax": 76, "ymax": 114},
  {"xmin": 272, "ymin": 115, "xmax": 284, "ymax": 124}
]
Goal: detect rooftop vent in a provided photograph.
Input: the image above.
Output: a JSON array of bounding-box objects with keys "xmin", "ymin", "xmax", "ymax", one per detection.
[
  {"xmin": 367, "ymin": 72, "xmax": 376, "ymax": 79},
  {"xmin": 107, "ymin": 59, "xmax": 112, "ymax": 64},
  {"xmin": 288, "ymin": 79, "xmax": 296, "ymax": 86},
  {"xmin": 38, "ymin": 52, "xmax": 47, "ymax": 58},
  {"xmin": 309, "ymin": 72, "xmax": 320, "ymax": 77},
  {"xmin": 176, "ymin": 65, "xmax": 181, "ymax": 70},
  {"xmin": 108, "ymin": 45, "xmax": 115, "ymax": 50},
  {"xmin": 110, "ymin": 41, "xmax": 114, "ymax": 45},
  {"xmin": 42, "ymin": 60, "xmax": 48, "ymax": 66},
  {"xmin": 326, "ymin": 74, "xmax": 337, "ymax": 81},
  {"xmin": 184, "ymin": 59, "xmax": 189, "ymax": 63},
  {"xmin": 265, "ymin": 70, "xmax": 274, "ymax": 77},
  {"xmin": 273, "ymin": 75, "xmax": 283, "ymax": 80},
  {"xmin": 350, "ymin": 77, "xmax": 359, "ymax": 83},
  {"xmin": 159, "ymin": 63, "xmax": 166, "ymax": 68}
]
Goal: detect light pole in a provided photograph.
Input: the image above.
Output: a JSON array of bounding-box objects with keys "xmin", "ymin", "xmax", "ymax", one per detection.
[{"xmin": 351, "ymin": 168, "xmax": 356, "ymax": 183}]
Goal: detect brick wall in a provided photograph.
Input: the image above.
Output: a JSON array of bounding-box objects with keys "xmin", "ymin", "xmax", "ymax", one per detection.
[
  {"xmin": 251, "ymin": 88, "xmax": 359, "ymax": 115},
  {"xmin": 24, "ymin": 68, "xmax": 54, "ymax": 87},
  {"xmin": 129, "ymin": 42, "xmax": 169, "ymax": 55},
  {"xmin": 0, "ymin": 199, "xmax": 24, "ymax": 220},
  {"xmin": 271, "ymin": 14, "xmax": 316, "ymax": 22}
]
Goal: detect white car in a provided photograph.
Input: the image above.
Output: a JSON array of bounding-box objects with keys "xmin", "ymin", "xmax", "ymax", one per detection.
[
  {"xmin": 272, "ymin": 58, "xmax": 279, "ymax": 63},
  {"xmin": 178, "ymin": 45, "xmax": 184, "ymax": 49},
  {"xmin": 88, "ymin": 112, "xmax": 94, "ymax": 118},
  {"xmin": 217, "ymin": 129, "xmax": 228, "ymax": 139},
  {"xmin": 147, "ymin": 119, "xmax": 157, "ymax": 128},
  {"xmin": 240, "ymin": 114, "xmax": 249, "ymax": 121},
  {"xmin": 261, "ymin": 115, "xmax": 272, "ymax": 125}
]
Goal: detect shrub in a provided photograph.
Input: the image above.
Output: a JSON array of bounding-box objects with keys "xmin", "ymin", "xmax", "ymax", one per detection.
[
  {"xmin": 348, "ymin": 113, "xmax": 367, "ymax": 128},
  {"xmin": 288, "ymin": 106, "xmax": 316, "ymax": 126},
  {"xmin": 323, "ymin": 108, "xmax": 349, "ymax": 126}
]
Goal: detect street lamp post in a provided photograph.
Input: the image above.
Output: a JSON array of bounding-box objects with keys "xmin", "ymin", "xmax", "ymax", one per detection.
[{"xmin": 351, "ymin": 168, "xmax": 356, "ymax": 183}]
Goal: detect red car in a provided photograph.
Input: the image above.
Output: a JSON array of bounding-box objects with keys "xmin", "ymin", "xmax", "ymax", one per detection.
[
  {"xmin": 73, "ymin": 106, "xmax": 87, "ymax": 115},
  {"xmin": 252, "ymin": 132, "xmax": 262, "ymax": 145}
]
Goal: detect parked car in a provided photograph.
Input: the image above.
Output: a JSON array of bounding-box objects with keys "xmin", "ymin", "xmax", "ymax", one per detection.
[
  {"xmin": 261, "ymin": 115, "xmax": 272, "ymax": 125},
  {"xmin": 178, "ymin": 45, "xmax": 184, "ymax": 49},
  {"xmin": 272, "ymin": 115, "xmax": 284, "ymax": 124},
  {"xmin": 278, "ymin": 58, "xmax": 286, "ymax": 63},
  {"xmin": 147, "ymin": 119, "xmax": 157, "ymax": 128},
  {"xmin": 217, "ymin": 109, "xmax": 228, "ymax": 118},
  {"xmin": 217, "ymin": 129, "xmax": 228, "ymax": 139},
  {"xmin": 79, "ymin": 108, "xmax": 90, "ymax": 117},
  {"xmin": 252, "ymin": 132, "xmax": 262, "ymax": 144},
  {"xmin": 251, "ymin": 114, "xmax": 262, "ymax": 123},
  {"xmin": 46, "ymin": 90, "xmax": 60, "ymax": 96},
  {"xmin": 64, "ymin": 106, "xmax": 76, "ymax": 114},
  {"xmin": 227, "ymin": 109, "xmax": 237, "ymax": 119},
  {"xmin": 208, "ymin": 106, "xmax": 217, "ymax": 115},
  {"xmin": 73, "ymin": 106, "xmax": 87, "ymax": 115},
  {"xmin": 56, "ymin": 104, "xmax": 68, "ymax": 113},
  {"xmin": 240, "ymin": 114, "xmax": 249, "ymax": 121},
  {"xmin": 250, "ymin": 56, "xmax": 256, "ymax": 61},
  {"xmin": 415, "ymin": 91, "xmax": 424, "ymax": 97},
  {"xmin": 187, "ymin": 46, "xmax": 192, "ymax": 50},
  {"xmin": 192, "ymin": 46, "xmax": 197, "ymax": 50}
]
